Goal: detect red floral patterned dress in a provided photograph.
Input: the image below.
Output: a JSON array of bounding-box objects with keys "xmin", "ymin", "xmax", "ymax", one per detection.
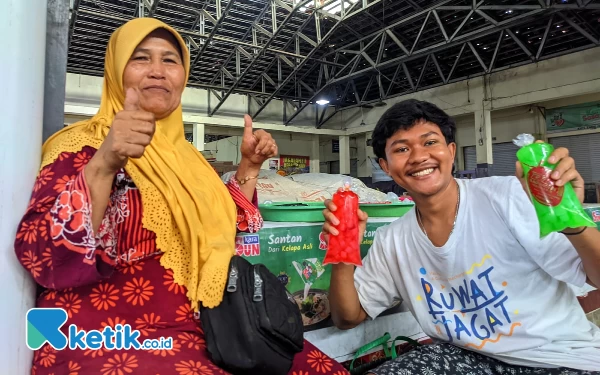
[{"xmin": 15, "ymin": 146, "xmax": 349, "ymax": 375}]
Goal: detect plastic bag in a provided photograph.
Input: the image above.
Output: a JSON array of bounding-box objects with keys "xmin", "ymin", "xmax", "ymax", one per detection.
[
  {"xmin": 513, "ymin": 134, "xmax": 595, "ymax": 237},
  {"xmin": 323, "ymin": 177, "xmax": 363, "ymax": 266}
]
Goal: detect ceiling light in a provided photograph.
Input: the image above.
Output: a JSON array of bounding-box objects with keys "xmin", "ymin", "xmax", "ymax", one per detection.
[
  {"xmin": 316, "ymin": 99, "xmax": 330, "ymax": 105},
  {"xmin": 505, "ymin": 9, "xmax": 513, "ymax": 14}
]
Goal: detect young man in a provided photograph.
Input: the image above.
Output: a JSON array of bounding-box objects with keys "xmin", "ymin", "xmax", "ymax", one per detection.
[{"xmin": 323, "ymin": 99, "xmax": 600, "ymax": 374}]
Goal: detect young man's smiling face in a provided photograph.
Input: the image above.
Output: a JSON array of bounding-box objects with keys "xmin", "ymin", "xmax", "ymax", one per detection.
[{"xmin": 379, "ymin": 120, "xmax": 456, "ymax": 198}]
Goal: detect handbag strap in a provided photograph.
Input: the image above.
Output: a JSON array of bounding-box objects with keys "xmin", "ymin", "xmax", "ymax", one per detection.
[
  {"xmin": 349, "ymin": 332, "xmax": 392, "ymax": 371},
  {"xmin": 389, "ymin": 336, "xmax": 422, "ymax": 360}
]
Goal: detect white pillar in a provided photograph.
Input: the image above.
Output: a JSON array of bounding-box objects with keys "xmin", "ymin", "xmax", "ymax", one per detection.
[
  {"xmin": 1, "ymin": 0, "xmax": 47, "ymax": 373},
  {"xmin": 356, "ymin": 133, "xmax": 372, "ymax": 178},
  {"xmin": 310, "ymin": 134, "xmax": 320, "ymax": 173},
  {"xmin": 192, "ymin": 123, "xmax": 205, "ymax": 151},
  {"xmin": 474, "ymin": 109, "xmax": 493, "ymax": 176},
  {"xmin": 339, "ymin": 135, "xmax": 351, "ymax": 175},
  {"xmin": 534, "ymin": 107, "xmax": 548, "ymax": 142}
]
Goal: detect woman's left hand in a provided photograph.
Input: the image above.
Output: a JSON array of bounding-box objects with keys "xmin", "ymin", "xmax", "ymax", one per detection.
[
  {"xmin": 240, "ymin": 114, "xmax": 278, "ymax": 166},
  {"xmin": 516, "ymin": 141, "xmax": 585, "ymax": 204}
]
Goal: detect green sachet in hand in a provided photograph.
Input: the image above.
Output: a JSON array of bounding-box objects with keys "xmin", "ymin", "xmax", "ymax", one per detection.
[{"xmin": 513, "ymin": 134, "xmax": 595, "ymax": 237}]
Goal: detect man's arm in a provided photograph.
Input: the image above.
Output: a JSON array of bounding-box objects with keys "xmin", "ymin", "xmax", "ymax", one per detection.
[
  {"xmin": 329, "ymin": 264, "xmax": 368, "ymax": 330},
  {"xmin": 323, "ymin": 200, "xmax": 399, "ymax": 330},
  {"xmin": 563, "ymin": 227, "xmax": 600, "ymax": 288}
]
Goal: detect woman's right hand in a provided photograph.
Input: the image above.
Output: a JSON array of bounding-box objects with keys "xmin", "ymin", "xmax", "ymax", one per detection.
[
  {"xmin": 94, "ymin": 88, "xmax": 156, "ymax": 174},
  {"xmin": 322, "ymin": 199, "xmax": 369, "ymax": 245}
]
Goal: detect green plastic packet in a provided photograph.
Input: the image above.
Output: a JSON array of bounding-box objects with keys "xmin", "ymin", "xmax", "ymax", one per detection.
[{"xmin": 512, "ymin": 134, "xmax": 595, "ymax": 238}]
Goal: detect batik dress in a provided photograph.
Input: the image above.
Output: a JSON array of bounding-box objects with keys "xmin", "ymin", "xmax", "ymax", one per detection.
[{"xmin": 15, "ymin": 145, "xmax": 349, "ymax": 375}]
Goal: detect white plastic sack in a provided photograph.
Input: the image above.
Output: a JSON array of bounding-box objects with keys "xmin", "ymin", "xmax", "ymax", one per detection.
[
  {"xmin": 221, "ymin": 171, "xmax": 389, "ymax": 204},
  {"xmin": 287, "ymin": 173, "xmax": 389, "ymax": 203}
]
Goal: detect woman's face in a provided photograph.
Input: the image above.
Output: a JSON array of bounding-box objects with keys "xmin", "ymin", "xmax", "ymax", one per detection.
[{"xmin": 122, "ymin": 29, "xmax": 186, "ymax": 119}]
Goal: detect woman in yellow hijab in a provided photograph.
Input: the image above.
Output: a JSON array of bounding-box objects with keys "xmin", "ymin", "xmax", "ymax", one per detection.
[{"xmin": 15, "ymin": 17, "xmax": 348, "ymax": 375}]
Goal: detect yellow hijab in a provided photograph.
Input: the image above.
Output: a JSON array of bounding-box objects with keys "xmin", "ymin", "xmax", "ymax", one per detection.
[{"xmin": 41, "ymin": 18, "xmax": 237, "ymax": 310}]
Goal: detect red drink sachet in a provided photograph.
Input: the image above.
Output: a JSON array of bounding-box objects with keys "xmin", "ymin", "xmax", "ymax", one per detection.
[{"xmin": 323, "ymin": 180, "xmax": 362, "ymax": 267}]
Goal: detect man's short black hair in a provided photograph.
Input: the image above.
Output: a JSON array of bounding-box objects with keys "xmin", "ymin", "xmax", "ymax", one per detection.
[{"xmin": 371, "ymin": 99, "xmax": 456, "ymax": 161}]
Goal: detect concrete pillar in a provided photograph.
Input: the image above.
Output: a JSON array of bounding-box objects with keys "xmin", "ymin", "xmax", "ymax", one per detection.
[
  {"xmin": 356, "ymin": 133, "xmax": 372, "ymax": 178},
  {"xmin": 1, "ymin": 0, "xmax": 47, "ymax": 372},
  {"xmin": 192, "ymin": 123, "xmax": 205, "ymax": 151},
  {"xmin": 534, "ymin": 107, "xmax": 548, "ymax": 142},
  {"xmin": 310, "ymin": 134, "xmax": 320, "ymax": 173},
  {"xmin": 474, "ymin": 109, "xmax": 493, "ymax": 177},
  {"xmin": 339, "ymin": 135, "xmax": 351, "ymax": 175},
  {"xmin": 456, "ymin": 145, "xmax": 465, "ymax": 172}
]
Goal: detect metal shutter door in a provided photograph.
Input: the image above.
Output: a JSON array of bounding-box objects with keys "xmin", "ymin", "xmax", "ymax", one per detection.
[
  {"xmin": 319, "ymin": 162, "xmax": 329, "ymax": 174},
  {"xmin": 463, "ymin": 146, "xmax": 477, "ymax": 170},
  {"xmin": 550, "ymin": 133, "xmax": 600, "ymax": 183},
  {"xmin": 491, "ymin": 142, "xmax": 519, "ymax": 177},
  {"xmin": 330, "ymin": 160, "xmax": 340, "ymax": 175},
  {"xmin": 351, "ymin": 159, "xmax": 358, "ymax": 177}
]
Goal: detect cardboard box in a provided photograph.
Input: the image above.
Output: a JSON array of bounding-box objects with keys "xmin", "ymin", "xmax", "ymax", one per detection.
[{"xmin": 209, "ymin": 161, "xmax": 237, "ymax": 176}]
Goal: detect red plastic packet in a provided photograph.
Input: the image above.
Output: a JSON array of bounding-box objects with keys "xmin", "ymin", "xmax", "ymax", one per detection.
[{"xmin": 323, "ymin": 179, "xmax": 363, "ymax": 267}]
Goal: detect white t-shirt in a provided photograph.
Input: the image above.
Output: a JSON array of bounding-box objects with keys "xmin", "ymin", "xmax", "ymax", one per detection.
[{"xmin": 355, "ymin": 176, "xmax": 600, "ymax": 371}]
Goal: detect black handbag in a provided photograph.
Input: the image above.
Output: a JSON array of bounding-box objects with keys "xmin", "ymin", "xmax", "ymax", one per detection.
[{"xmin": 200, "ymin": 255, "xmax": 304, "ymax": 375}]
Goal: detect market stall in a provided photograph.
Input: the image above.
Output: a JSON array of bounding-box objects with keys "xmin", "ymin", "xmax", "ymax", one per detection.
[
  {"xmin": 227, "ymin": 171, "xmax": 425, "ymax": 363},
  {"xmin": 234, "ymin": 214, "xmax": 427, "ymax": 363},
  {"xmin": 230, "ymin": 171, "xmax": 600, "ymax": 364}
]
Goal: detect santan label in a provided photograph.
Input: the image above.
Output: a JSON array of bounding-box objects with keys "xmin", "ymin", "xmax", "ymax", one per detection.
[
  {"xmin": 268, "ymin": 233, "xmax": 312, "ymax": 252},
  {"xmin": 361, "ymin": 230, "xmax": 377, "ymax": 246}
]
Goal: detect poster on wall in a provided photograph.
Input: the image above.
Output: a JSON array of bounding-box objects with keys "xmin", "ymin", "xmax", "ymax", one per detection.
[
  {"xmin": 546, "ymin": 101, "xmax": 600, "ymax": 133},
  {"xmin": 268, "ymin": 159, "xmax": 279, "ymax": 170},
  {"xmin": 278, "ymin": 155, "xmax": 310, "ymax": 176},
  {"xmin": 235, "ymin": 220, "xmax": 403, "ymax": 332}
]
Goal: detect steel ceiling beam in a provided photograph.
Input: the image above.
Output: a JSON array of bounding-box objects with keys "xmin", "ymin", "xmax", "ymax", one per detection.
[
  {"xmin": 188, "ymin": 0, "xmax": 237, "ymax": 76},
  {"xmin": 436, "ymin": 3, "xmax": 600, "ymax": 10},
  {"xmin": 488, "ymin": 31, "xmax": 503, "ymax": 73},
  {"xmin": 206, "ymin": 1, "xmax": 273, "ymax": 86},
  {"xmin": 328, "ymin": 8, "xmax": 548, "ymax": 84},
  {"xmin": 286, "ymin": 0, "xmax": 456, "ymax": 125},
  {"xmin": 251, "ymin": 0, "xmax": 367, "ymax": 121},
  {"xmin": 247, "ymin": 9, "xmax": 318, "ymax": 94},
  {"xmin": 74, "ymin": 8, "xmax": 313, "ymax": 66},
  {"xmin": 558, "ymin": 12, "xmax": 600, "ymax": 45},
  {"xmin": 507, "ymin": 29, "xmax": 534, "ymax": 61},
  {"xmin": 67, "ymin": 0, "xmax": 81, "ymax": 49},
  {"xmin": 67, "ymin": 0, "xmax": 600, "ymax": 130},
  {"xmin": 289, "ymin": 4, "xmax": 572, "ymax": 126},
  {"xmin": 322, "ymin": 1, "xmax": 454, "ymax": 60},
  {"xmin": 249, "ymin": 0, "xmax": 390, "ymax": 110},
  {"xmin": 148, "ymin": 0, "xmax": 160, "ymax": 17},
  {"xmin": 208, "ymin": 0, "xmax": 313, "ymax": 116}
]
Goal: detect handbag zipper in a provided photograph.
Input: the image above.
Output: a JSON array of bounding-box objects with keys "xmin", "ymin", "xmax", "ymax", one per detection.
[
  {"xmin": 253, "ymin": 267, "xmax": 263, "ymax": 302},
  {"xmin": 227, "ymin": 264, "xmax": 238, "ymax": 292}
]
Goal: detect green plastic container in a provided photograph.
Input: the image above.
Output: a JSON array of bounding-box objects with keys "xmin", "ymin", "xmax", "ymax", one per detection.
[
  {"xmin": 360, "ymin": 203, "xmax": 414, "ymax": 218},
  {"xmin": 258, "ymin": 201, "xmax": 414, "ymax": 222},
  {"xmin": 259, "ymin": 202, "xmax": 326, "ymax": 222}
]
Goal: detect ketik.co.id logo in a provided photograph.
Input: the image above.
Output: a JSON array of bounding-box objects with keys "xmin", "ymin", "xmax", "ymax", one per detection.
[{"xmin": 26, "ymin": 308, "xmax": 172, "ymax": 351}]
